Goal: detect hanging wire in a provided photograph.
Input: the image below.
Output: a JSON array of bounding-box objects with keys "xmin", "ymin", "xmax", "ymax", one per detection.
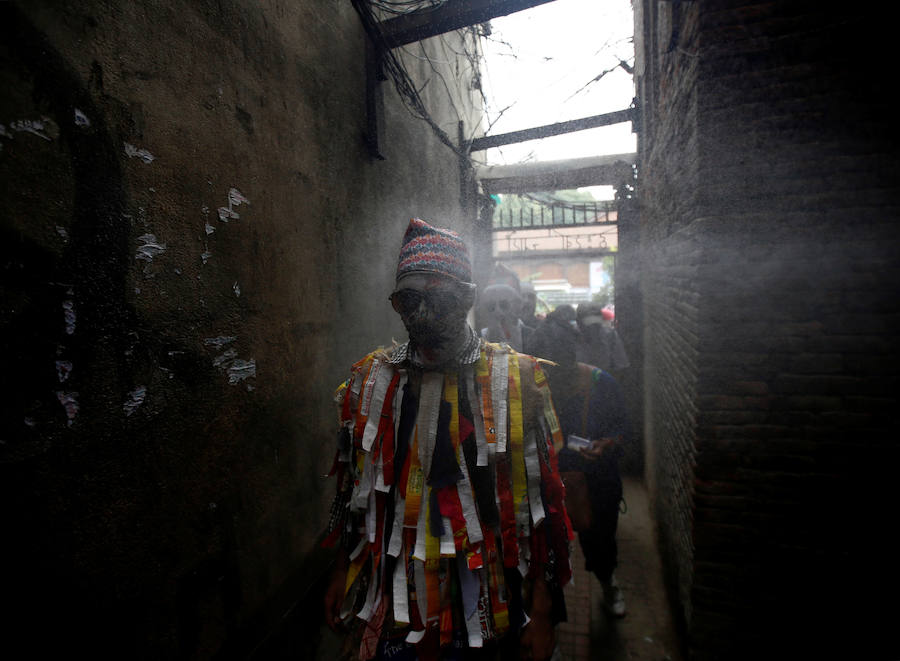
[
  {"xmin": 351, "ymin": 0, "xmax": 473, "ymax": 160},
  {"xmin": 475, "ymin": 3, "xmax": 635, "ymax": 166}
]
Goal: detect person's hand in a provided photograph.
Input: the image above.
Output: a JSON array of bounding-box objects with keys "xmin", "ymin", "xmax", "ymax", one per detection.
[
  {"xmin": 323, "ymin": 563, "xmax": 348, "ymax": 632},
  {"xmin": 579, "ymin": 437, "xmax": 614, "ymax": 459},
  {"xmin": 519, "ymin": 611, "xmax": 556, "ymax": 661}
]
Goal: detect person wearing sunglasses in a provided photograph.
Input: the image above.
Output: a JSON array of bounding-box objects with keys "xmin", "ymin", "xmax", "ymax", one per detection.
[{"xmin": 323, "ymin": 218, "xmax": 573, "ymax": 661}]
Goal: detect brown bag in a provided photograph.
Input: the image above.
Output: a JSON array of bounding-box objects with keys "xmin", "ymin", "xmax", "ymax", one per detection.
[
  {"xmin": 560, "ymin": 470, "xmax": 592, "ymax": 531},
  {"xmin": 560, "ymin": 364, "xmax": 598, "ymax": 532}
]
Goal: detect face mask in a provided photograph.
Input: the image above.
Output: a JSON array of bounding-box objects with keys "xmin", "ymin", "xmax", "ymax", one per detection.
[
  {"xmin": 390, "ymin": 286, "xmax": 467, "ymax": 350},
  {"xmin": 480, "ymin": 284, "xmax": 520, "ymax": 324}
]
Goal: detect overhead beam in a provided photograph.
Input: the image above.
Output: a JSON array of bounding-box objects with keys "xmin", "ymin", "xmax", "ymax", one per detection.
[
  {"xmin": 379, "ymin": 0, "xmax": 556, "ymax": 49},
  {"xmin": 470, "ymin": 108, "xmax": 635, "ymax": 152},
  {"xmin": 478, "ymin": 153, "xmax": 636, "ymax": 194}
]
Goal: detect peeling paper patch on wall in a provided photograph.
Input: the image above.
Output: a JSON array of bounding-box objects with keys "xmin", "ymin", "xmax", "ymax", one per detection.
[
  {"xmin": 56, "ymin": 360, "xmax": 73, "ymax": 383},
  {"xmin": 208, "ymin": 340, "xmax": 256, "ymax": 387},
  {"xmin": 201, "ymin": 250, "xmax": 212, "ymax": 265},
  {"xmin": 124, "ymin": 142, "xmax": 155, "ymax": 164},
  {"xmin": 227, "ymin": 359, "xmax": 256, "ymax": 385},
  {"xmin": 212, "ymin": 348, "xmax": 237, "ymax": 368},
  {"xmin": 228, "ymin": 188, "xmax": 249, "ymax": 206},
  {"xmin": 204, "ymin": 336, "xmax": 237, "ymax": 350},
  {"xmin": 74, "ymin": 109, "xmax": 91, "ymax": 127},
  {"xmin": 56, "ymin": 391, "xmax": 79, "ymax": 426},
  {"xmin": 218, "ymin": 206, "xmax": 238, "ymax": 222},
  {"xmin": 217, "ymin": 187, "xmax": 250, "ymax": 223},
  {"xmin": 136, "ymin": 234, "xmax": 166, "ymax": 261},
  {"xmin": 123, "ymin": 386, "xmax": 147, "ymax": 416},
  {"xmin": 62, "ymin": 299, "xmax": 76, "ymax": 335},
  {"xmin": 9, "ymin": 117, "xmax": 54, "ymax": 140}
]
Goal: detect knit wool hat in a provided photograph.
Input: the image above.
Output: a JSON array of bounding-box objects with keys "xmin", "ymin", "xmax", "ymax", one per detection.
[{"xmin": 396, "ymin": 218, "xmax": 473, "ymax": 284}]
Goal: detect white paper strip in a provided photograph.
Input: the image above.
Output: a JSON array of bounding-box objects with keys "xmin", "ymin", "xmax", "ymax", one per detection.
[
  {"xmin": 518, "ymin": 516, "xmax": 531, "ymax": 577},
  {"xmin": 523, "ymin": 428, "xmax": 545, "ymax": 526},
  {"xmin": 356, "ymin": 562, "xmax": 378, "ymax": 621},
  {"xmin": 393, "ymin": 548, "xmax": 410, "ymax": 624},
  {"xmin": 387, "ymin": 496, "xmax": 406, "ymax": 557},
  {"xmin": 352, "ymin": 454, "xmax": 374, "ymax": 510},
  {"xmin": 393, "ymin": 370, "xmax": 408, "ymax": 440},
  {"xmin": 361, "ymin": 363, "xmax": 393, "ymax": 452},
  {"xmin": 413, "ymin": 485, "xmax": 429, "ymax": 562},
  {"xmin": 349, "ymin": 367, "xmax": 366, "ymax": 413},
  {"xmin": 518, "ymin": 553, "xmax": 529, "ymax": 578},
  {"xmin": 374, "ymin": 453, "xmax": 389, "ymax": 493},
  {"xmin": 455, "ymin": 449, "xmax": 484, "ymax": 544},
  {"xmin": 464, "ymin": 370, "xmax": 489, "ymax": 467},
  {"xmin": 440, "ymin": 516, "xmax": 455, "ymax": 556},
  {"xmin": 348, "ymin": 536, "xmax": 368, "ymax": 562},
  {"xmin": 417, "ymin": 371, "xmax": 444, "ymax": 477},
  {"xmin": 414, "ymin": 558, "xmax": 427, "ymax": 628},
  {"xmin": 359, "ymin": 359, "xmax": 382, "ymax": 419},
  {"xmin": 406, "ymin": 629, "xmax": 426, "ymax": 644},
  {"xmin": 491, "ymin": 351, "xmax": 509, "ymax": 454},
  {"xmin": 457, "ymin": 554, "xmax": 483, "ymax": 648},
  {"xmin": 367, "ymin": 489, "xmax": 377, "ymax": 543}
]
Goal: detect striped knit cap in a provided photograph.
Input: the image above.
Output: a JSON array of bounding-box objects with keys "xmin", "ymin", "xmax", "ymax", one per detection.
[{"xmin": 396, "ymin": 217, "xmax": 473, "ymax": 284}]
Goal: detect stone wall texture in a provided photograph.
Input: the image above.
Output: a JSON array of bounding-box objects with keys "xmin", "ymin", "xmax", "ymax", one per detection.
[
  {"xmin": 0, "ymin": 2, "xmax": 481, "ymax": 658},
  {"xmin": 635, "ymin": 1, "xmax": 900, "ymax": 658}
]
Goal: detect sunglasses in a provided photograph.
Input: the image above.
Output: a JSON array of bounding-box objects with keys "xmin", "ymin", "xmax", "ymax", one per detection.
[{"xmin": 389, "ymin": 288, "xmax": 463, "ymax": 316}]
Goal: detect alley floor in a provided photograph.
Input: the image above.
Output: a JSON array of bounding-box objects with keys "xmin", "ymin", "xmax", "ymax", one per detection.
[{"xmin": 556, "ymin": 476, "xmax": 682, "ymax": 661}]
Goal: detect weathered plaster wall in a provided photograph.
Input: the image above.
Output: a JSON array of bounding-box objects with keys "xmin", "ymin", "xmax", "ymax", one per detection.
[
  {"xmin": 0, "ymin": 2, "xmax": 481, "ymax": 658},
  {"xmin": 636, "ymin": 1, "xmax": 900, "ymax": 658}
]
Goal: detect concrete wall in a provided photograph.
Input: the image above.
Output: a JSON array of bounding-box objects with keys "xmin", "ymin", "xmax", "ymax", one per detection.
[
  {"xmin": 0, "ymin": 2, "xmax": 481, "ymax": 658},
  {"xmin": 635, "ymin": 2, "xmax": 900, "ymax": 658}
]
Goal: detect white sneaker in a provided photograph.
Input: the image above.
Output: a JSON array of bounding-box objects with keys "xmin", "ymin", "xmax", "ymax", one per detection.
[{"xmin": 601, "ymin": 576, "xmax": 626, "ymax": 618}]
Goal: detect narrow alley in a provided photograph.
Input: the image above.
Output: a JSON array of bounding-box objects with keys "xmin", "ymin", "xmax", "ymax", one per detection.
[
  {"xmin": 557, "ymin": 476, "xmax": 681, "ymax": 661},
  {"xmin": 1, "ymin": 2, "xmax": 897, "ymax": 661}
]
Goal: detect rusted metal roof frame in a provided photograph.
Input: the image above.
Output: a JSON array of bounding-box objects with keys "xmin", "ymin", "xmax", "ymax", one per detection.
[
  {"xmin": 470, "ymin": 107, "xmax": 636, "ymax": 152},
  {"xmin": 379, "ymin": 0, "xmax": 557, "ymax": 49}
]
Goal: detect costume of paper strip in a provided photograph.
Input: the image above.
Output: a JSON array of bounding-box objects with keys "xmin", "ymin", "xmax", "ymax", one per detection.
[{"xmin": 324, "ymin": 340, "xmax": 573, "ymax": 659}]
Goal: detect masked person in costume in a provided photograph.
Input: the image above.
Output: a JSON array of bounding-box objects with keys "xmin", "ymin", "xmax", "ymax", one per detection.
[
  {"xmin": 529, "ymin": 306, "xmax": 628, "ymax": 619},
  {"xmin": 322, "ymin": 219, "xmax": 573, "ymax": 661},
  {"xmin": 478, "ymin": 264, "xmax": 533, "ymax": 353}
]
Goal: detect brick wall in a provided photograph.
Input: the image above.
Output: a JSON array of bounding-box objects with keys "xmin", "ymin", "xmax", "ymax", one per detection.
[
  {"xmin": 636, "ymin": 2, "xmax": 900, "ymax": 658},
  {"xmin": 635, "ymin": 0, "xmax": 703, "ymax": 642}
]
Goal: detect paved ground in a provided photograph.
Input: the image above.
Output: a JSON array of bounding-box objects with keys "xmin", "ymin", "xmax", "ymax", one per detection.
[{"xmin": 557, "ymin": 476, "xmax": 683, "ymax": 661}]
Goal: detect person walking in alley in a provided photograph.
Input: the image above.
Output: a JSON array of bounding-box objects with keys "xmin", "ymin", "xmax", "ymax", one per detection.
[
  {"xmin": 322, "ymin": 218, "xmax": 574, "ymax": 661},
  {"xmin": 574, "ymin": 301, "xmax": 630, "ymax": 379},
  {"xmin": 530, "ymin": 306, "xmax": 628, "ymax": 619}
]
